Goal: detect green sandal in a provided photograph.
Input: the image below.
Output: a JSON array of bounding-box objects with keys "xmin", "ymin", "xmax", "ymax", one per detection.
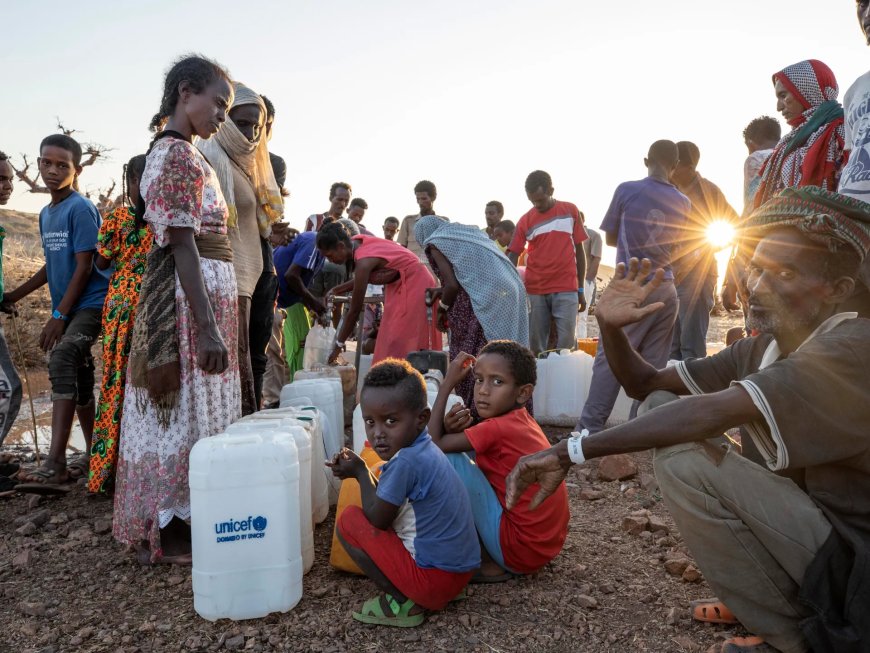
[{"xmin": 352, "ymin": 593, "xmax": 425, "ymax": 627}]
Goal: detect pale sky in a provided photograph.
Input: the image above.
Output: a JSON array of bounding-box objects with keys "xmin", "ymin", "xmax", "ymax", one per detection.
[{"xmin": 3, "ymin": 1, "xmax": 868, "ymax": 267}]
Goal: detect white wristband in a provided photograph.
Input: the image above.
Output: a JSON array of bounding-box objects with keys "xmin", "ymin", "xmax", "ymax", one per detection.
[{"xmin": 567, "ymin": 429, "xmax": 589, "ymax": 465}]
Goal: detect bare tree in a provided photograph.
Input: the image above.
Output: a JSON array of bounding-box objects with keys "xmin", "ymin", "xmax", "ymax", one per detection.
[{"xmin": 10, "ymin": 119, "xmax": 114, "ymax": 199}]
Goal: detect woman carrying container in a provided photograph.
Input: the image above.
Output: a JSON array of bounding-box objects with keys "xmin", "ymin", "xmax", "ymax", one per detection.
[{"xmin": 315, "ymin": 221, "xmax": 441, "ymax": 364}]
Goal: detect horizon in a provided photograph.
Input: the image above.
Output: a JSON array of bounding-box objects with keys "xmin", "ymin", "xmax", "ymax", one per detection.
[{"xmin": 3, "ymin": 1, "xmax": 868, "ymax": 269}]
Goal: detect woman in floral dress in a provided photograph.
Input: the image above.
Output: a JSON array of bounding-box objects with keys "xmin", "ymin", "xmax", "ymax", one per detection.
[
  {"xmin": 87, "ymin": 156, "xmax": 152, "ymax": 495},
  {"xmin": 113, "ymin": 56, "xmax": 240, "ymax": 564}
]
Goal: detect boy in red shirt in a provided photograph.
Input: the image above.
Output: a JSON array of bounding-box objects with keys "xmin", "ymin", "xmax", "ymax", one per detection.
[
  {"xmin": 508, "ymin": 170, "xmax": 587, "ymax": 354},
  {"xmin": 429, "ymin": 341, "xmax": 569, "ymax": 580}
]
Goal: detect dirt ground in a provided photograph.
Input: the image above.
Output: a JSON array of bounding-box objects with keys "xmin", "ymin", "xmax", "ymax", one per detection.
[
  {"xmin": 2, "ymin": 208, "xmax": 751, "ymax": 651},
  {"xmin": 1, "ymin": 315, "xmax": 750, "ymax": 653}
]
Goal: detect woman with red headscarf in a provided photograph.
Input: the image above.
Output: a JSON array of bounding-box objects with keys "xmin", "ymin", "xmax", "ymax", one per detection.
[{"xmin": 753, "ymin": 59, "xmax": 846, "ymax": 209}]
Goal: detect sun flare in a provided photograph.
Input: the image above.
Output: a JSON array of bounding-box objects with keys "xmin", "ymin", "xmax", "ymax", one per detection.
[{"xmin": 706, "ymin": 220, "xmax": 736, "ymax": 250}]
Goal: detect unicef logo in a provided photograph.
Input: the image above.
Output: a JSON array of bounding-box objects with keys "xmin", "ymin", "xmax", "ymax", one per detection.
[{"xmin": 214, "ymin": 515, "xmax": 269, "ymax": 542}]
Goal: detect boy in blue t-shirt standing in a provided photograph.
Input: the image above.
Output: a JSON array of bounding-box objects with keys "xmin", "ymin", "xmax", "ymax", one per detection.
[
  {"xmin": 328, "ymin": 359, "xmax": 479, "ymax": 627},
  {"xmin": 3, "ymin": 135, "xmax": 110, "ymax": 489}
]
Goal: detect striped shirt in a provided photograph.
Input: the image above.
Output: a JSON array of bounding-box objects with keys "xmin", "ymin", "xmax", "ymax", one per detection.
[{"xmin": 509, "ymin": 200, "xmax": 587, "ymax": 294}]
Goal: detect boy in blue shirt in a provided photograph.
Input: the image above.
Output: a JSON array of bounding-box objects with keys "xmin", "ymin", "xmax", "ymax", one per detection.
[
  {"xmin": 4, "ymin": 135, "xmax": 110, "ymax": 489},
  {"xmin": 328, "ymin": 359, "xmax": 479, "ymax": 627}
]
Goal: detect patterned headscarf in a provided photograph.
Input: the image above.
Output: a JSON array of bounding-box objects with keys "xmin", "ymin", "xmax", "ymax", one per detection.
[
  {"xmin": 415, "ymin": 215, "xmax": 529, "ymax": 345},
  {"xmin": 753, "ymin": 60, "xmax": 845, "ymax": 209},
  {"xmin": 196, "ymin": 82, "xmax": 283, "ymax": 235},
  {"xmin": 745, "ymin": 186, "xmax": 870, "ymax": 260}
]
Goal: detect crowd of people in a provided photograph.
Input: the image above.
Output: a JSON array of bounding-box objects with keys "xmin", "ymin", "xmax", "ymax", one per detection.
[{"xmin": 1, "ymin": 5, "xmax": 870, "ymax": 650}]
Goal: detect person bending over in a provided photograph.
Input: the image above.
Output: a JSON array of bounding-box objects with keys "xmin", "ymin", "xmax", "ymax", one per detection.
[
  {"xmin": 429, "ymin": 341, "xmax": 568, "ymax": 582},
  {"xmin": 329, "ymin": 359, "xmax": 479, "ymax": 627}
]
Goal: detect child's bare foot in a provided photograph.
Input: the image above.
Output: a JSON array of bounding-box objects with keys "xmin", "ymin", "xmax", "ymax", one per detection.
[{"xmin": 471, "ymin": 559, "xmax": 514, "ymax": 583}]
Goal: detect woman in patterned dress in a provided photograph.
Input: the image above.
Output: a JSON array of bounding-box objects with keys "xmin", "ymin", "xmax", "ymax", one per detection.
[
  {"xmin": 87, "ymin": 155, "xmax": 152, "ymax": 495},
  {"xmin": 414, "ymin": 216, "xmax": 529, "ymax": 414},
  {"xmin": 113, "ymin": 56, "xmax": 240, "ymax": 565}
]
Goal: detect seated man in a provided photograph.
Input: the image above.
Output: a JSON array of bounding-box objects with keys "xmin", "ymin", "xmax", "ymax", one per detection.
[{"xmin": 506, "ymin": 187, "xmax": 870, "ymax": 653}]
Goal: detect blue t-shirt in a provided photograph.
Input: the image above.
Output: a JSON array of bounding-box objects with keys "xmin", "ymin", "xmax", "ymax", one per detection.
[
  {"xmin": 377, "ymin": 430, "xmax": 480, "ymax": 573},
  {"xmin": 39, "ymin": 191, "xmax": 111, "ymax": 312},
  {"xmin": 600, "ymin": 177, "xmax": 690, "ymax": 281},
  {"xmin": 274, "ymin": 232, "xmax": 324, "ymax": 308}
]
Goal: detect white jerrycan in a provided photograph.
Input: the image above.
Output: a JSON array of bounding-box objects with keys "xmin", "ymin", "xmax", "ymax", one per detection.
[
  {"xmin": 231, "ymin": 413, "xmax": 315, "ymax": 574},
  {"xmin": 294, "ymin": 406, "xmax": 337, "ymax": 512},
  {"xmin": 189, "ymin": 428, "xmax": 302, "ymax": 621},
  {"xmin": 280, "ymin": 379, "xmax": 344, "ymax": 460}
]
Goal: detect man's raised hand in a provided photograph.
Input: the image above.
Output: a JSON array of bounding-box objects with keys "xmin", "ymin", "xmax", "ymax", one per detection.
[{"xmin": 595, "ymin": 258, "xmax": 666, "ymax": 328}]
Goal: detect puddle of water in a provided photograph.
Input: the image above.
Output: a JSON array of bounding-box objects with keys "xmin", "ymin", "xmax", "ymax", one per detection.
[{"xmin": 7, "ymin": 423, "xmax": 87, "ymax": 454}]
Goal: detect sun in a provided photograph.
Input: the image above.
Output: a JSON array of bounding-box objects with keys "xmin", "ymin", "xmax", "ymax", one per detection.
[{"xmin": 706, "ymin": 220, "xmax": 736, "ymax": 250}]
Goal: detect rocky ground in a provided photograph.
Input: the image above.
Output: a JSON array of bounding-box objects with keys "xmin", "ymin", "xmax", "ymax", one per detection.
[{"xmin": 0, "ymin": 430, "xmax": 753, "ymax": 653}]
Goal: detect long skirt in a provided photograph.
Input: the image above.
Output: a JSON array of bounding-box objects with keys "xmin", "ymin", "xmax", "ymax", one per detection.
[{"xmin": 112, "ymin": 260, "xmax": 242, "ymax": 560}]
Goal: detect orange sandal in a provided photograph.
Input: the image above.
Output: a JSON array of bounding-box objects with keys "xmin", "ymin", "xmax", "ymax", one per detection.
[{"xmin": 691, "ymin": 598, "xmax": 739, "ymax": 624}]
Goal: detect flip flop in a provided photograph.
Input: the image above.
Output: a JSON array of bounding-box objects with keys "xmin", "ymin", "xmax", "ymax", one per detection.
[
  {"xmin": 66, "ymin": 453, "xmax": 89, "ymax": 480},
  {"xmin": 15, "ymin": 468, "xmax": 73, "ymax": 495},
  {"xmin": 691, "ymin": 598, "xmax": 739, "ymax": 624},
  {"xmin": 352, "ymin": 594, "xmax": 425, "ymax": 628},
  {"xmin": 470, "ymin": 571, "xmax": 514, "ymax": 584}
]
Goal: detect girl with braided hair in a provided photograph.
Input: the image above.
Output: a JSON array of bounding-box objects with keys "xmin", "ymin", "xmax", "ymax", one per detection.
[
  {"xmin": 113, "ymin": 54, "xmax": 240, "ymax": 564},
  {"xmin": 87, "ymin": 155, "xmax": 151, "ymax": 495}
]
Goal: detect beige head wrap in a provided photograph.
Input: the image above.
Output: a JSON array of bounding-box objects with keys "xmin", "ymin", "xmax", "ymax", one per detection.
[{"xmin": 196, "ymin": 81, "xmax": 283, "ymax": 235}]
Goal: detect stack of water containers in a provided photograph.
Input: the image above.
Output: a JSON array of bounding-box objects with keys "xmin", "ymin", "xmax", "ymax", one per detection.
[
  {"xmin": 533, "ymin": 350, "xmax": 594, "ymax": 426},
  {"xmin": 279, "ymin": 380, "xmax": 344, "ymax": 502},
  {"xmin": 189, "ymin": 405, "xmax": 330, "ymax": 621},
  {"xmin": 533, "ymin": 349, "xmax": 633, "ymax": 427}
]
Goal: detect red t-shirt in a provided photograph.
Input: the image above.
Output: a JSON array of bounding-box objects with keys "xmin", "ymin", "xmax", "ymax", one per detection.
[
  {"xmin": 508, "ymin": 200, "xmax": 587, "ymax": 295},
  {"xmin": 464, "ymin": 408, "xmax": 569, "ymax": 574}
]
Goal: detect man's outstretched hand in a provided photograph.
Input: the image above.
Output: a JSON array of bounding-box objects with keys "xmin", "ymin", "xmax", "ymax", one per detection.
[
  {"xmin": 594, "ymin": 258, "xmax": 666, "ymax": 328},
  {"xmin": 505, "ymin": 441, "xmax": 572, "ymax": 512}
]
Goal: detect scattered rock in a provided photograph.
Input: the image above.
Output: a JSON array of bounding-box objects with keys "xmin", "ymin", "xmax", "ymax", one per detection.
[
  {"xmin": 225, "ymin": 634, "xmax": 245, "ymax": 650},
  {"xmin": 19, "ymin": 601, "xmax": 47, "ymax": 617},
  {"xmin": 639, "ymin": 530, "xmax": 653, "ymax": 541},
  {"xmin": 16, "ymin": 521, "xmax": 38, "ymax": 536},
  {"xmin": 639, "ymin": 473, "xmax": 659, "ymax": 493},
  {"xmin": 50, "ymin": 513, "xmax": 69, "ymax": 525},
  {"xmin": 624, "ymin": 488, "xmax": 638, "ymax": 498},
  {"xmin": 664, "ymin": 558, "xmax": 691, "ymax": 577},
  {"xmin": 598, "ymin": 583, "xmax": 615, "ymax": 595},
  {"xmin": 665, "ymin": 607, "xmax": 678, "ymax": 625},
  {"xmin": 20, "ymin": 622, "xmax": 38, "ymax": 637},
  {"xmin": 338, "ymin": 587, "xmax": 352, "ymax": 597},
  {"xmin": 27, "ymin": 494, "xmax": 42, "ymax": 510},
  {"xmin": 309, "ymin": 585, "xmax": 332, "ymax": 598},
  {"xmin": 597, "ymin": 454, "xmax": 638, "ymax": 481},
  {"xmin": 572, "ymin": 564, "xmax": 588, "ymax": 576},
  {"xmin": 93, "ymin": 519, "xmax": 112, "ymax": 534},
  {"xmin": 69, "ymin": 526, "xmax": 92, "ymax": 541},
  {"xmin": 622, "ymin": 514, "xmax": 650, "ymax": 535},
  {"xmin": 648, "ymin": 516, "xmax": 669, "ymax": 534},
  {"xmin": 167, "ymin": 575, "xmax": 184, "ymax": 586},
  {"xmin": 682, "ymin": 565, "xmax": 702, "ymax": 583},
  {"xmin": 579, "ymin": 488, "xmax": 605, "ymax": 501},
  {"xmin": 576, "ymin": 594, "xmax": 598, "ymax": 609},
  {"xmin": 13, "ymin": 549, "xmax": 34, "ymax": 568}
]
